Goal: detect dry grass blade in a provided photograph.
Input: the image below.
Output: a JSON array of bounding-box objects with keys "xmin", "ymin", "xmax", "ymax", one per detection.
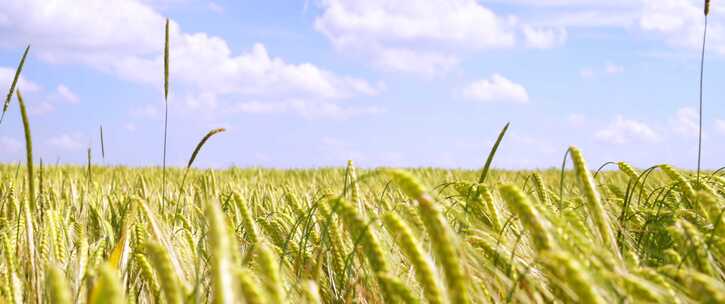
[{"xmin": 1, "ymin": 45, "xmax": 29, "ymax": 125}]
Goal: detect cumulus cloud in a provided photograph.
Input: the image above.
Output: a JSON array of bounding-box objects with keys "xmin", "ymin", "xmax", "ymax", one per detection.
[
  {"xmin": 596, "ymin": 115, "xmax": 660, "ymax": 144},
  {"xmin": 476, "ymin": 1, "xmax": 725, "ymax": 56},
  {"xmin": 462, "ymin": 74, "xmax": 529, "ymax": 104},
  {"xmin": 0, "ymin": 0, "xmax": 380, "ymax": 119},
  {"xmin": 639, "ymin": 0, "xmax": 706, "ymax": 51},
  {"xmin": 315, "ymin": 0, "xmax": 517, "ymax": 75},
  {"xmin": 314, "ymin": 0, "xmax": 582, "ymax": 74}
]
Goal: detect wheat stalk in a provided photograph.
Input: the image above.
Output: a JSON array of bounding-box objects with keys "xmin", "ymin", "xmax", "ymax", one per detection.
[
  {"xmin": 500, "ymin": 184, "xmax": 555, "ymax": 252},
  {"xmin": 697, "ymin": 0, "xmax": 711, "ymax": 186}
]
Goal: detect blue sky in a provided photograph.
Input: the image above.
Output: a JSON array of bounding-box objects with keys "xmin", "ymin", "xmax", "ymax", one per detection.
[{"xmin": 1, "ymin": 0, "xmax": 724, "ymax": 169}]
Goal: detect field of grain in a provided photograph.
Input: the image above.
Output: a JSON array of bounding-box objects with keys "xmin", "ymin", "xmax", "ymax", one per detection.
[
  {"xmin": 1, "ymin": 2, "xmax": 724, "ymax": 303},
  {"xmin": 0, "ymin": 155, "xmax": 724, "ymax": 303}
]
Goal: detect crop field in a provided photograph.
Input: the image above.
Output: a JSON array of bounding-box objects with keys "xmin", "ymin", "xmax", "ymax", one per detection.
[
  {"xmin": 0, "ymin": 154, "xmax": 724, "ymax": 303},
  {"xmin": 2, "ymin": 1, "xmax": 725, "ymax": 303}
]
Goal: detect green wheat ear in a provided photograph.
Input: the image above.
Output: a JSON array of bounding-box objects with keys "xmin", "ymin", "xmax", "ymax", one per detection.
[
  {"xmin": 164, "ymin": 18, "xmax": 170, "ymax": 100},
  {"xmin": 162, "ymin": 17, "xmax": 171, "ymax": 205},
  {"xmin": 569, "ymin": 146, "xmax": 619, "ymax": 259},
  {"xmin": 47, "ymin": 263, "xmax": 72, "ymax": 304},
  {"xmin": 1, "ymin": 45, "xmax": 29, "ymax": 125}
]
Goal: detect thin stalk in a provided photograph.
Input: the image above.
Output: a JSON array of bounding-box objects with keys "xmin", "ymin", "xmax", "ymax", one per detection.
[
  {"xmin": 100, "ymin": 125, "xmax": 106, "ymax": 161},
  {"xmin": 697, "ymin": 4, "xmax": 709, "ymax": 186},
  {"xmin": 162, "ymin": 18, "xmax": 170, "ymax": 207},
  {"xmin": 17, "ymin": 89, "xmax": 39, "ymax": 303},
  {"xmin": 17, "ymin": 90, "xmax": 34, "ymax": 207}
]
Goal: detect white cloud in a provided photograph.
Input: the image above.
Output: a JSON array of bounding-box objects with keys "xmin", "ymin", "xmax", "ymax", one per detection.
[
  {"xmin": 596, "ymin": 115, "xmax": 660, "ymax": 144},
  {"xmin": 639, "ymin": 0, "xmax": 704, "ymax": 51},
  {"xmin": 486, "ymin": 0, "xmax": 725, "ymax": 55},
  {"xmin": 0, "ymin": 136, "xmax": 22, "ymax": 153},
  {"xmin": 315, "ymin": 0, "xmax": 517, "ymax": 74},
  {"xmin": 231, "ymin": 99, "xmax": 385, "ymax": 120},
  {"xmin": 522, "ymin": 25, "xmax": 567, "ymax": 48},
  {"xmin": 0, "ymin": 67, "xmax": 41, "ymax": 93},
  {"xmin": 462, "ymin": 74, "xmax": 529, "ymax": 104},
  {"xmin": 672, "ymin": 106, "xmax": 700, "ymax": 137},
  {"xmin": 56, "ymin": 84, "xmax": 80, "ymax": 104},
  {"xmin": 208, "ymin": 2, "xmax": 224, "ymax": 14},
  {"xmin": 48, "ymin": 133, "xmax": 84, "ymax": 151},
  {"xmin": 0, "ymin": 0, "xmax": 380, "ymax": 119},
  {"xmin": 484, "ymin": 0, "xmax": 633, "ymax": 7}
]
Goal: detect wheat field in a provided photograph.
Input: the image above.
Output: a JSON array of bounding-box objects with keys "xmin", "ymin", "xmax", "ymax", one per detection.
[
  {"xmin": 0, "ymin": 157, "xmax": 724, "ymax": 303},
  {"xmin": 2, "ymin": 2, "xmax": 725, "ymax": 303}
]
